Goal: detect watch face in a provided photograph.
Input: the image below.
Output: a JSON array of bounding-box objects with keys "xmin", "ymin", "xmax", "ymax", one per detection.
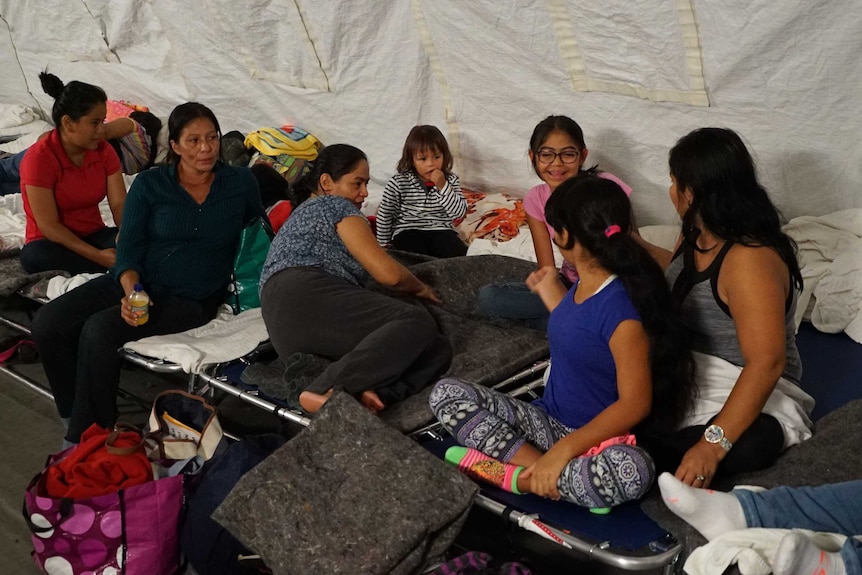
[{"xmin": 705, "ymin": 425, "xmax": 723, "ymax": 443}]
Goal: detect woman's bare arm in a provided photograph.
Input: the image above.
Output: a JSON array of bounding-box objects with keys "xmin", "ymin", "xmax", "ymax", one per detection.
[{"xmin": 337, "ymin": 215, "xmax": 439, "ymax": 302}]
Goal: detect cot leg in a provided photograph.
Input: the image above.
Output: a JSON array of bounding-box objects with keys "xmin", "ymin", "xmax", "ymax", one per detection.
[{"xmin": 662, "ymin": 550, "xmax": 682, "ymax": 575}]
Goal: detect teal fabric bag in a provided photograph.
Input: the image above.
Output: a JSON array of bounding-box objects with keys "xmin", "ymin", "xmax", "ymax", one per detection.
[{"xmin": 227, "ymin": 216, "xmax": 274, "ymax": 314}]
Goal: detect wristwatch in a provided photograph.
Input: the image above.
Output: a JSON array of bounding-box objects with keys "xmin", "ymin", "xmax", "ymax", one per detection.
[{"xmin": 704, "ymin": 424, "xmax": 733, "ymax": 452}]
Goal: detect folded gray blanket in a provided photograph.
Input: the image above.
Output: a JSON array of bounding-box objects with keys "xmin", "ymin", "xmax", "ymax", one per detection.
[
  {"xmin": 214, "ymin": 391, "xmax": 478, "ymax": 575},
  {"xmin": 242, "ymin": 255, "xmax": 550, "ymax": 432}
]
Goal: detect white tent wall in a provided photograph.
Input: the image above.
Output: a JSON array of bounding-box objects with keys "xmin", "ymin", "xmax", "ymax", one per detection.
[{"xmin": 1, "ymin": 0, "xmax": 860, "ymax": 224}]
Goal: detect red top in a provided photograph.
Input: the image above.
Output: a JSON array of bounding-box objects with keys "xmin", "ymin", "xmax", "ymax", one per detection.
[{"xmin": 20, "ymin": 129, "xmax": 121, "ymax": 242}]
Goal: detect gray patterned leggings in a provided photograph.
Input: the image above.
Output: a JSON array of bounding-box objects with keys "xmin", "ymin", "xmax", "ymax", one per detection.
[{"xmin": 429, "ymin": 378, "xmax": 655, "ymax": 508}]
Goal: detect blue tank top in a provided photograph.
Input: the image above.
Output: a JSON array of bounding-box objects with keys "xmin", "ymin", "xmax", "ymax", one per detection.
[{"xmin": 665, "ymin": 241, "xmax": 802, "ymax": 383}]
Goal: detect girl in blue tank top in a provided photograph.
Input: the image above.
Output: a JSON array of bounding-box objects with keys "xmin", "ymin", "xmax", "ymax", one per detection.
[{"xmin": 430, "ymin": 175, "xmax": 696, "ymax": 508}]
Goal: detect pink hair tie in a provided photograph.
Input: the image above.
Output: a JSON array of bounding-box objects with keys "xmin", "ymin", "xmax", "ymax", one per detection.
[{"xmin": 604, "ymin": 224, "xmax": 622, "ymax": 238}]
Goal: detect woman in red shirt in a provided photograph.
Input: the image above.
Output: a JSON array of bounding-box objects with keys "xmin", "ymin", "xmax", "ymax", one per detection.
[{"xmin": 19, "ymin": 73, "xmax": 126, "ymax": 274}]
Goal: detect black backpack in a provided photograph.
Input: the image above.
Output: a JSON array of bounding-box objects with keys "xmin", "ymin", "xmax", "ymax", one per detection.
[
  {"xmin": 181, "ymin": 433, "xmax": 287, "ymax": 575},
  {"xmin": 222, "ymin": 130, "xmax": 252, "ymax": 167}
]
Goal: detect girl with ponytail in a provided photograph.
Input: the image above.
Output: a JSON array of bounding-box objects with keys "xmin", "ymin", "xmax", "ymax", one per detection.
[{"xmin": 429, "ymin": 175, "xmax": 695, "ymax": 509}]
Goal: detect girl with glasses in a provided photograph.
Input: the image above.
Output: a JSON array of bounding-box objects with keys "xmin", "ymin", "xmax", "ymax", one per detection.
[{"xmin": 477, "ymin": 115, "xmax": 633, "ymax": 330}]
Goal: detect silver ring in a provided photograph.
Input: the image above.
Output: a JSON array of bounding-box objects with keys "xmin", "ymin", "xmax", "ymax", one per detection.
[{"xmin": 695, "ymin": 475, "xmax": 706, "ymax": 482}]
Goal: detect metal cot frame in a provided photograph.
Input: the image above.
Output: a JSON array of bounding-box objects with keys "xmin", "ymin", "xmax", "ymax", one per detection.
[{"xmin": 2, "ymin": 299, "xmax": 682, "ymax": 573}]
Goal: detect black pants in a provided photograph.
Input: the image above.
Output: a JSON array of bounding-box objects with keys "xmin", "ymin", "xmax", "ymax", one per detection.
[
  {"xmin": 20, "ymin": 226, "xmax": 118, "ymax": 274},
  {"xmin": 639, "ymin": 413, "xmax": 786, "ymax": 477},
  {"xmin": 392, "ymin": 229, "xmax": 467, "ymax": 259},
  {"xmin": 260, "ymin": 267, "xmax": 453, "ymax": 405},
  {"xmin": 30, "ymin": 275, "xmax": 222, "ymax": 442}
]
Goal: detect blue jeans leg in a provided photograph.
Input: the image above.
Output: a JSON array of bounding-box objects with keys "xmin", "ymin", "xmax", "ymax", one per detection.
[
  {"xmin": 0, "ymin": 150, "xmax": 24, "ymax": 195},
  {"xmin": 477, "ymin": 282, "xmax": 549, "ymax": 331},
  {"xmin": 735, "ymin": 481, "xmax": 862, "ymax": 575}
]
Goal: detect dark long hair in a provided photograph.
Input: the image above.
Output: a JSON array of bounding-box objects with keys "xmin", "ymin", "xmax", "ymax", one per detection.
[
  {"xmin": 39, "ymin": 72, "xmax": 107, "ymax": 130},
  {"xmin": 546, "ymin": 175, "xmax": 697, "ymax": 432},
  {"xmin": 396, "ymin": 125, "xmax": 453, "ymax": 176},
  {"xmin": 670, "ymin": 127, "xmax": 802, "ymax": 291},
  {"xmin": 290, "ymin": 144, "xmax": 367, "ymax": 207},
  {"xmin": 165, "ymin": 102, "xmax": 222, "ymax": 165}
]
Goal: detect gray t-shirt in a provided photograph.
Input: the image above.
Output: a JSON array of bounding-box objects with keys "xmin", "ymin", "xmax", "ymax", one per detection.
[
  {"xmin": 259, "ymin": 195, "xmax": 369, "ymax": 290},
  {"xmin": 666, "ymin": 241, "xmax": 802, "ymax": 383}
]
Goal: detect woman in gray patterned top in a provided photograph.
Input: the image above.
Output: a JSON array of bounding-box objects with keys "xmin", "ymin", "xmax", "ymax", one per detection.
[
  {"xmin": 259, "ymin": 144, "xmax": 452, "ymax": 414},
  {"xmin": 635, "ymin": 128, "xmax": 812, "ymax": 488}
]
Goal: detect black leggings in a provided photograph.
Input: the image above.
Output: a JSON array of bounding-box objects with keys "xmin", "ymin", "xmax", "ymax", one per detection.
[
  {"xmin": 639, "ymin": 413, "xmax": 785, "ymax": 477},
  {"xmin": 392, "ymin": 229, "xmax": 467, "ymax": 258},
  {"xmin": 260, "ymin": 267, "xmax": 452, "ymax": 405},
  {"xmin": 20, "ymin": 226, "xmax": 118, "ymax": 274}
]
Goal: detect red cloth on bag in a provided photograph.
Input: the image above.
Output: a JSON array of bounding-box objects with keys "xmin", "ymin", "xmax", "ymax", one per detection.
[
  {"xmin": 266, "ymin": 199, "xmax": 293, "ymax": 233},
  {"xmin": 43, "ymin": 424, "xmax": 153, "ymax": 499}
]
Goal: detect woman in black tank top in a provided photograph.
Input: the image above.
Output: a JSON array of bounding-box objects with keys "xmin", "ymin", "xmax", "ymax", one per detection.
[{"xmin": 635, "ymin": 128, "xmax": 810, "ymax": 488}]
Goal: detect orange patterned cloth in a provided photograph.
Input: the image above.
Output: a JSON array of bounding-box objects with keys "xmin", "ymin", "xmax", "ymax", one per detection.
[{"xmin": 454, "ymin": 189, "xmax": 526, "ymax": 243}]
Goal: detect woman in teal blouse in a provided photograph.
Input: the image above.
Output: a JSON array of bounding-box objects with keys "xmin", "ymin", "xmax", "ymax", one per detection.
[{"xmin": 31, "ymin": 102, "xmax": 264, "ymax": 445}]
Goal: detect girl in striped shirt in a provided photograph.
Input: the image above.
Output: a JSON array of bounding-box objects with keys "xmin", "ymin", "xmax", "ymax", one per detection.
[{"xmin": 375, "ymin": 125, "xmax": 467, "ymax": 258}]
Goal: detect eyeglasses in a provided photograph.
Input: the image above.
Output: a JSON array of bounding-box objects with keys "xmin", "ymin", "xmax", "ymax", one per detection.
[{"xmin": 536, "ymin": 148, "xmax": 581, "ymax": 165}]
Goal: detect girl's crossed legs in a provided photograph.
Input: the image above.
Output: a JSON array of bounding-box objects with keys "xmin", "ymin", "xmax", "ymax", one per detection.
[{"xmin": 430, "ymin": 378, "xmax": 654, "ymax": 508}]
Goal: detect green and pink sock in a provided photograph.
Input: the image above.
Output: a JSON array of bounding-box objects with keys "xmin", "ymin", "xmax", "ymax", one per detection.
[{"xmin": 445, "ymin": 446, "xmax": 524, "ymax": 494}]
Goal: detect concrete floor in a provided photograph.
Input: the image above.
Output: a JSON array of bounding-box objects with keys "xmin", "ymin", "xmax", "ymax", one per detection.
[{"xmin": 0, "ymin": 294, "xmax": 289, "ymax": 574}]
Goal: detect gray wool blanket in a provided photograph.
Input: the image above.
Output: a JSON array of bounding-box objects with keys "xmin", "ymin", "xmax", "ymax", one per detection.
[
  {"xmin": 0, "ymin": 252, "xmax": 66, "ymax": 297},
  {"xmin": 213, "ymin": 391, "xmax": 479, "ymax": 575},
  {"xmin": 242, "ymin": 254, "xmax": 550, "ymax": 433},
  {"xmin": 381, "ymin": 255, "xmax": 550, "ymax": 432},
  {"xmin": 640, "ymin": 397, "xmax": 862, "ymax": 567}
]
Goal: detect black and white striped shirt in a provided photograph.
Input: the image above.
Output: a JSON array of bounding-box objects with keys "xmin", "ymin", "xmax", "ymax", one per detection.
[{"xmin": 375, "ymin": 170, "xmax": 467, "ymax": 245}]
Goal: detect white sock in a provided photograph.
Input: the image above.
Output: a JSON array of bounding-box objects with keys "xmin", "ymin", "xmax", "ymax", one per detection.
[
  {"xmin": 657, "ymin": 472, "xmax": 747, "ymax": 541},
  {"xmin": 773, "ymin": 532, "xmax": 846, "ymax": 575}
]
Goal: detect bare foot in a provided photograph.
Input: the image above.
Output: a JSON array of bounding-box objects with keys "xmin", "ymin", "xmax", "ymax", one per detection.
[
  {"xmin": 299, "ymin": 388, "xmax": 334, "ymax": 414},
  {"xmin": 360, "ymin": 390, "xmax": 385, "ymax": 414}
]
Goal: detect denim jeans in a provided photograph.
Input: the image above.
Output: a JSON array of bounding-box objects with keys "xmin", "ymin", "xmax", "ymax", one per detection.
[
  {"xmin": 0, "ymin": 150, "xmax": 24, "ymax": 195},
  {"xmin": 735, "ymin": 481, "xmax": 862, "ymax": 575},
  {"xmin": 476, "ymin": 281, "xmax": 549, "ymax": 331}
]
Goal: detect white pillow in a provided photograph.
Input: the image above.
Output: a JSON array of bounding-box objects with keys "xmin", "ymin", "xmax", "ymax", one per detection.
[{"xmin": 639, "ymin": 224, "xmax": 680, "ymax": 251}]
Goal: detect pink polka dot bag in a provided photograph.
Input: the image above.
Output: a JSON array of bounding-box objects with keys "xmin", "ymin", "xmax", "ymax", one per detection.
[{"xmin": 23, "ymin": 432, "xmax": 184, "ymax": 575}]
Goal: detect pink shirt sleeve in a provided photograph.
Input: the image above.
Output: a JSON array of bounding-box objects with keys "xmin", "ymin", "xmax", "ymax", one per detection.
[{"xmin": 523, "ymin": 183, "xmax": 551, "ymax": 221}]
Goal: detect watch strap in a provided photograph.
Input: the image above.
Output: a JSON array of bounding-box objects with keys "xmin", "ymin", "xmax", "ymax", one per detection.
[{"xmin": 705, "ymin": 424, "xmax": 733, "ymax": 452}]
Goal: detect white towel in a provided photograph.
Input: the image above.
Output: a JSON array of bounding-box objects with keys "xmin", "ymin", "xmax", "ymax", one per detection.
[
  {"xmin": 0, "ymin": 104, "xmax": 39, "ymax": 129},
  {"xmin": 0, "ymin": 110, "xmax": 52, "ymax": 154},
  {"xmin": 466, "ymin": 225, "xmax": 565, "ymax": 268},
  {"xmin": 0, "ymin": 206, "xmax": 26, "ymax": 252},
  {"xmin": 783, "ymin": 209, "xmax": 862, "ymax": 340},
  {"xmin": 682, "ymin": 352, "xmax": 815, "ymax": 448},
  {"xmin": 123, "ymin": 306, "xmax": 269, "ymax": 373},
  {"xmin": 684, "ymin": 528, "xmax": 847, "ymax": 575},
  {"xmin": 46, "ymin": 273, "xmax": 104, "ymax": 300}
]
